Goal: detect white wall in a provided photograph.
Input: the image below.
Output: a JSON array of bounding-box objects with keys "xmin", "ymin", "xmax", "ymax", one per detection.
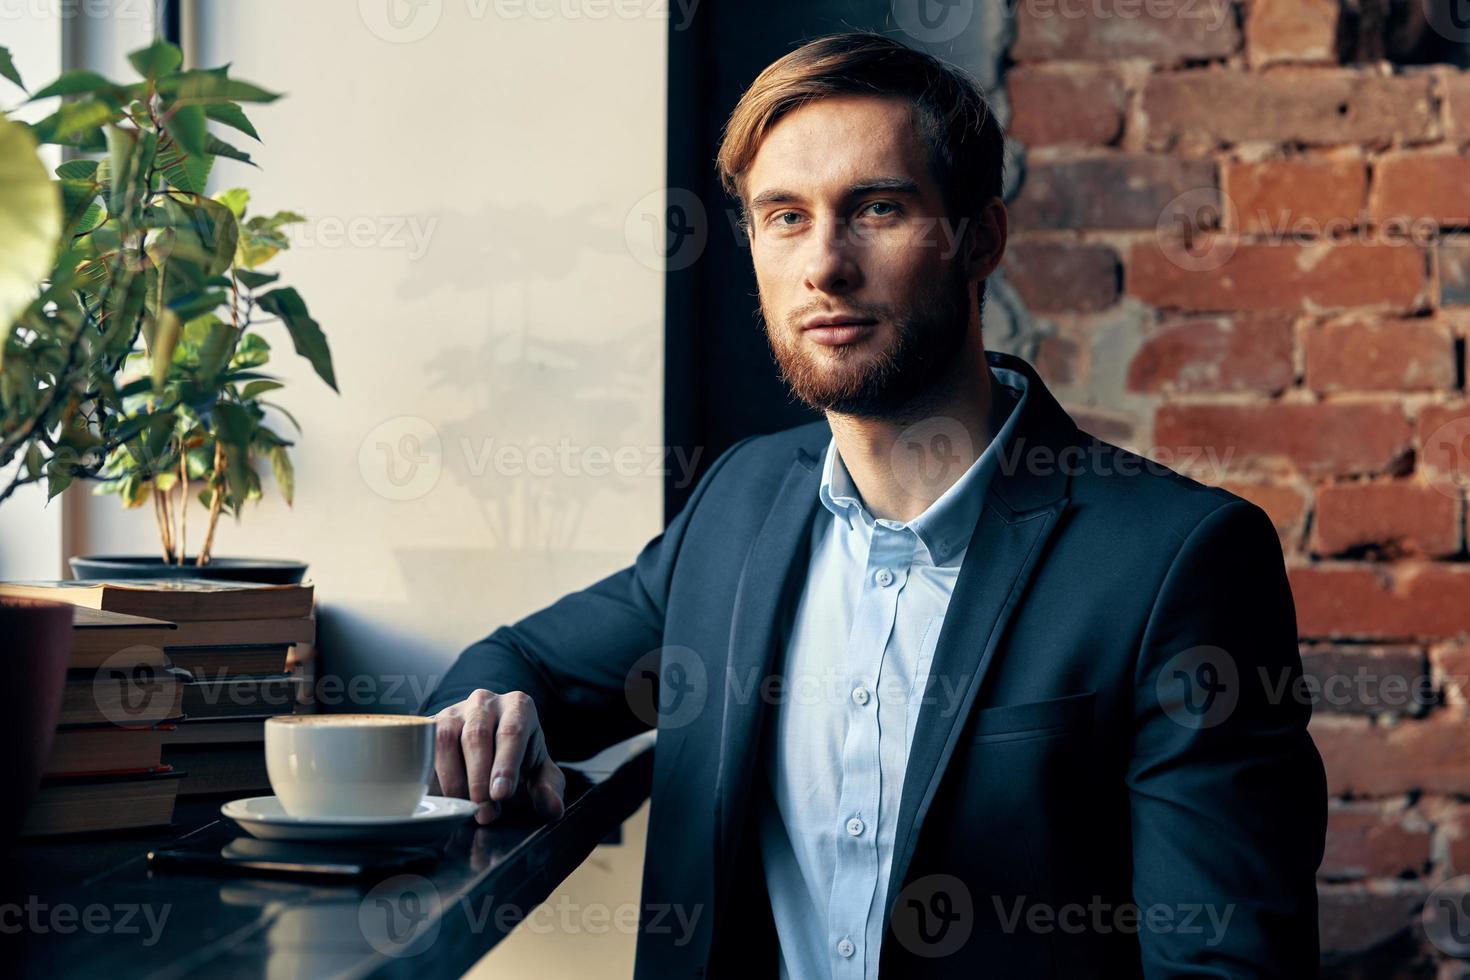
[{"xmin": 64, "ymin": 0, "xmax": 668, "ymax": 713}]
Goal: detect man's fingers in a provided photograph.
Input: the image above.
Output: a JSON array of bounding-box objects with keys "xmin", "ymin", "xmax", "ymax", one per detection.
[
  {"xmin": 490, "ymin": 692, "xmax": 537, "ymax": 802},
  {"xmin": 433, "ymin": 706, "xmax": 469, "ymax": 799},
  {"xmin": 460, "ymin": 694, "xmax": 500, "ymax": 805}
]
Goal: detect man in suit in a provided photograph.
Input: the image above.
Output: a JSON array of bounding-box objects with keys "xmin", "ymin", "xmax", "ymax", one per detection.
[{"xmin": 421, "ymin": 32, "xmax": 1327, "ymax": 979}]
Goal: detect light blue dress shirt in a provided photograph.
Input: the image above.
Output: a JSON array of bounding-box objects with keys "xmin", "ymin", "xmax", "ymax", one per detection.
[{"xmin": 757, "ymin": 367, "xmax": 1029, "ymax": 980}]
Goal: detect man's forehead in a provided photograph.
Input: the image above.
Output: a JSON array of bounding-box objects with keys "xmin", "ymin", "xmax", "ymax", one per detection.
[{"xmin": 746, "ymin": 95, "xmax": 927, "ymax": 199}]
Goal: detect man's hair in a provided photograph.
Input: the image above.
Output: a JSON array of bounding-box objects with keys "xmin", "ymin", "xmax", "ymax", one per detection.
[{"xmin": 715, "ymin": 31, "xmax": 1005, "ymax": 228}]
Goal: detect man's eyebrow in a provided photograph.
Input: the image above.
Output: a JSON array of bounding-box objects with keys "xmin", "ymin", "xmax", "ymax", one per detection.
[{"xmin": 746, "ymin": 177, "xmax": 922, "ymax": 213}]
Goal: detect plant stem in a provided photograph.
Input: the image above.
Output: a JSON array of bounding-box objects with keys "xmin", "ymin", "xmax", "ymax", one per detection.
[
  {"xmin": 199, "ymin": 441, "xmax": 225, "ymax": 565},
  {"xmin": 177, "ymin": 450, "xmax": 188, "ymax": 566}
]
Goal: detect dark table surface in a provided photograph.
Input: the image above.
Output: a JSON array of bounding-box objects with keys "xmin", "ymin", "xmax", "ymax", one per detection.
[{"xmin": 0, "ymin": 733, "xmax": 655, "ymax": 980}]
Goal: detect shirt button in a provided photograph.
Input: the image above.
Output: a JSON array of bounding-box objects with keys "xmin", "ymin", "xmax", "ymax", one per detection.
[
  {"xmin": 846, "ymin": 816, "xmax": 865, "ymax": 836},
  {"xmin": 836, "ymin": 938, "xmax": 855, "ymax": 958},
  {"xmin": 874, "ymin": 568, "xmax": 894, "ymax": 587},
  {"xmin": 851, "ymin": 686, "xmax": 871, "ymax": 706}
]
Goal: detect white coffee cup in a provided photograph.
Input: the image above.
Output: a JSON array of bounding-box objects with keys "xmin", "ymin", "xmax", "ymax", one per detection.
[{"xmin": 264, "ymin": 713, "xmax": 436, "ymax": 819}]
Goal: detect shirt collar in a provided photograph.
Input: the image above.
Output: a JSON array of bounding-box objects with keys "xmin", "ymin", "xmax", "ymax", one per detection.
[{"xmin": 817, "ymin": 366, "xmax": 1030, "ymax": 564}]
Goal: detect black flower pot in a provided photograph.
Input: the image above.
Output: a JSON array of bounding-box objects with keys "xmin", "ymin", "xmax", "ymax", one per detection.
[{"xmin": 68, "ymin": 555, "xmax": 309, "ymax": 585}]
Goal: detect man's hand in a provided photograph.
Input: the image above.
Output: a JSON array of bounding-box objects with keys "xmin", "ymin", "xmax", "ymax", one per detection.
[{"xmin": 431, "ymin": 689, "xmax": 566, "ymax": 825}]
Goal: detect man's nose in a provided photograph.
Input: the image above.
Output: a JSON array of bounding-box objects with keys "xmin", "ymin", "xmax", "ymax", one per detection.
[{"xmin": 802, "ymin": 217, "xmax": 863, "ymax": 294}]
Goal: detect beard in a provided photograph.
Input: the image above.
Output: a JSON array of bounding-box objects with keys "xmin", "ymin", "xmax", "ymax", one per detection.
[{"xmin": 762, "ymin": 263, "xmax": 974, "ymax": 421}]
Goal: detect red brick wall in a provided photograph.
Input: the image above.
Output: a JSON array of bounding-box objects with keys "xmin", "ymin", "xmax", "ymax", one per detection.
[{"xmin": 1000, "ymin": 0, "xmax": 1470, "ymax": 970}]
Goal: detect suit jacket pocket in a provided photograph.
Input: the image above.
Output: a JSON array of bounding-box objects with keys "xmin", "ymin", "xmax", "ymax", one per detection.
[{"xmin": 968, "ymin": 691, "xmax": 1095, "ymax": 742}]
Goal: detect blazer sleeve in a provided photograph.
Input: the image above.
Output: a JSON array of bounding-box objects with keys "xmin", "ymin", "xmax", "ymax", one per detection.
[
  {"xmin": 1127, "ymin": 498, "xmax": 1327, "ymax": 979},
  {"xmin": 418, "ymin": 436, "xmax": 753, "ymax": 763}
]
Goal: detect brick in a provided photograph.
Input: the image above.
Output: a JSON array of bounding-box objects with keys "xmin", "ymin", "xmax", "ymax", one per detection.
[
  {"xmin": 1006, "ymin": 65, "xmax": 1124, "ymax": 147},
  {"xmin": 1154, "ymin": 402, "xmax": 1411, "ymax": 478},
  {"xmin": 1300, "ymin": 645, "xmax": 1431, "ymax": 716},
  {"xmin": 1322, "ymin": 802, "xmax": 1431, "ymax": 878},
  {"xmin": 1034, "ymin": 332, "xmax": 1080, "ymax": 387},
  {"xmin": 1442, "ymin": 70, "xmax": 1470, "ymax": 141},
  {"xmin": 1430, "ymin": 803, "xmax": 1470, "ymax": 876},
  {"xmin": 1290, "ymin": 565, "xmax": 1470, "ymax": 640},
  {"xmin": 1011, "ymin": 0, "xmax": 1239, "ymax": 64},
  {"xmin": 1312, "ymin": 712, "xmax": 1470, "ymax": 794},
  {"xmin": 1316, "ymin": 883, "xmax": 1426, "ymax": 958},
  {"xmin": 1128, "ymin": 313, "xmax": 1294, "ymax": 394},
  {"xmin": 1312, "ymin": 482, "xmax": 1461, "ymax": 557},
  {"xmin": 1304, "ymin": 317, "xmax": 1457, "ymax": 392},
  {"xmin": 1220, "ymin": 480, "xmax": 1309, "ymax": 541},
  {"xmin": 1005, "ymin": 241, "xmax": 1120, "ymax": 313},
  {"xmin": 1370, "ymin": 153, "xmax": 1470, "ymax": 225},
  {"xmin": 1433, "ymin": 646, "xmax": 1470, "ymax": 706},
  {"xmin": 1442, "ymin": 238, "xmax": 1470, "ymax": 307},
  {"xmin": 1416, "ymin": 402, "xmax": 1470, "ymax": 492},
  {"xmin": 1223, "ymin": 158, "xmax": 1366, "ymax": 236},
  {"xmin": 1141, "ymin": 71, "xmax": 1435, "ymax": 148},
  {"xmin": 1127, "ymin": 241, "xmax": 1429, "ymax": 314},
  {"xmin": 1246, "ymin": 0, "xmax": 1339, "ymax": 66},
  {"xmin": 1012, "ymin": 156, "xmax": 1215, "ymax": 230}
]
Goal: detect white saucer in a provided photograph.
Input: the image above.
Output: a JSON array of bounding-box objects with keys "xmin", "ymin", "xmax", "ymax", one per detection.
[{"xmin": 221, "ymin": 795, "xmax": 478, "ymax": 843}]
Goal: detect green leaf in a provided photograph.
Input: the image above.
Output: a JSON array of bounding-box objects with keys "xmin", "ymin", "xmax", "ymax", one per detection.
[
  {"xmin": 167, "ymin": 289, "xmax": 227, "ymax": 321},
  {"xmin": 0, "ymin": 114, "xmax": 62, "ymax": 341},
  {"xmin": 149, "ymin": 309, "xmax": 182, "ymax": 393},
  {"xmin": 163, "ymin": 102, "xmax": 208, "ymax": 157},
  {"xmin": 240, "ymin": 379, "xmax": 283, "ymax": 400},
  {"xmin": 55, "ymin": 159, "xmax": 98, "ymax": 180},
  {"xmin": 0, "ymin": 46, "xmax": 25, "ymax": 92},
  {"xmin": 58, "ymin": 178, "xmax": 99, "ymax": 235},
  {"xmin": 29, "ymin": 70, "xmax": 122, "ymax": 101},
  {"xmin": 204, "ymin": 101, "xmax": 259, "ymax": 140},
  {"xmin": 156, "ymin": 68, "xmax": 280, "ymax": 104},
  {"xmin": 213, "ymin": 187, "xmax": 249, "ymax": 219},
  {"xmin": 156, "ymin": 134, "xmax": 212, "ymax": 193},
  {"xmin": 127, "ymin": 39, "xmax": 183, "ymax": 80},
  {"xmin": 256, "ymin": 288, "xmax": 336, "ymax": 391},
  {"xmin": 205, "ymin": 134, "xmax": 255, "ymax": 166},
  {"xmin": 46, "ymin": 458, "xmax": 73, "ymax": 499},
  {"xmin": 234, "ymin": 269, "xmax": 277, "ymax": 290},
  {"xmin": 269, "ymin": 444, "xmax": 294, "ymax": 505},
  {"xmin": 196, "ymin": 317, "xmax": 240, "ymax": 380},
  {"xmin": 33, "ymin": 100, "xmax": 117, "ymax": 143},
  {"xmin": 153, "ymin": 195, "xmax": 239, "ymax": 277}
]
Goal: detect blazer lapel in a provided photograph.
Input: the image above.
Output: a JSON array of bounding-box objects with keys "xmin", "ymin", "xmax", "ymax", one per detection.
[
  {"xmin": 879, "ymin": 351, "xmax": 1077, "ymax": 928},
  {"xmin": 711, "ymin": 447, "xmax": 823, "ymax": 910}
]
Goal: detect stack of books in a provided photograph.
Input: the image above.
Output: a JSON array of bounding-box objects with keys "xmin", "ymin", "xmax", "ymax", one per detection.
[{"xmin": 3, "ymin": 578, "xmax": 315, "ymax": 834}]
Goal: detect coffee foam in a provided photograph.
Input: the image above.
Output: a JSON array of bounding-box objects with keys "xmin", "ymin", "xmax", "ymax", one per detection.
[{"xmin": 269, "ymin": 713, "xmax": 434, "ymax": 726}]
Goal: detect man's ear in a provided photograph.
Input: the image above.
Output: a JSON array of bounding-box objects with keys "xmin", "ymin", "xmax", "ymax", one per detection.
[{"xmin": 960, "ymin": 197, "xmax": 1007, "ymax": 286}]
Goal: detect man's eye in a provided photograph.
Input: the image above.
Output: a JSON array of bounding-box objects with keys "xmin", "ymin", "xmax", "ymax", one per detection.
[
  {"xmin": 772, "ymin": 211, "xmax": 802, "ymax": 226},
  {"xmin": 862, "ymin": 201, "xmax": 899, "ymax": 217}
]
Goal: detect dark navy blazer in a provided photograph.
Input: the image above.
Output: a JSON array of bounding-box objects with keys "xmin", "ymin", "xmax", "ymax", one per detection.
[{"xmin": 423, "ymin": 350, "xmax": 1327, "ymax": 979}]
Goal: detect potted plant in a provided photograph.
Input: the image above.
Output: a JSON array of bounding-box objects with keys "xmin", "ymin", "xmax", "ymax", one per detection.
[
  {"xmin": 5, "ymin": 38, "xmax": 338, "ymax": 584},
  {"xmin": 0, "ymin": 37, "xmax": 333, "ymax": 837}
]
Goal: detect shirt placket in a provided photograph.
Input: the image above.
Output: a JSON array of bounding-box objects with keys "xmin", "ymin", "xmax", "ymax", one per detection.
[{"xmin": 827, "ymin": 518, "xmax": 914, "ymax": 979}]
